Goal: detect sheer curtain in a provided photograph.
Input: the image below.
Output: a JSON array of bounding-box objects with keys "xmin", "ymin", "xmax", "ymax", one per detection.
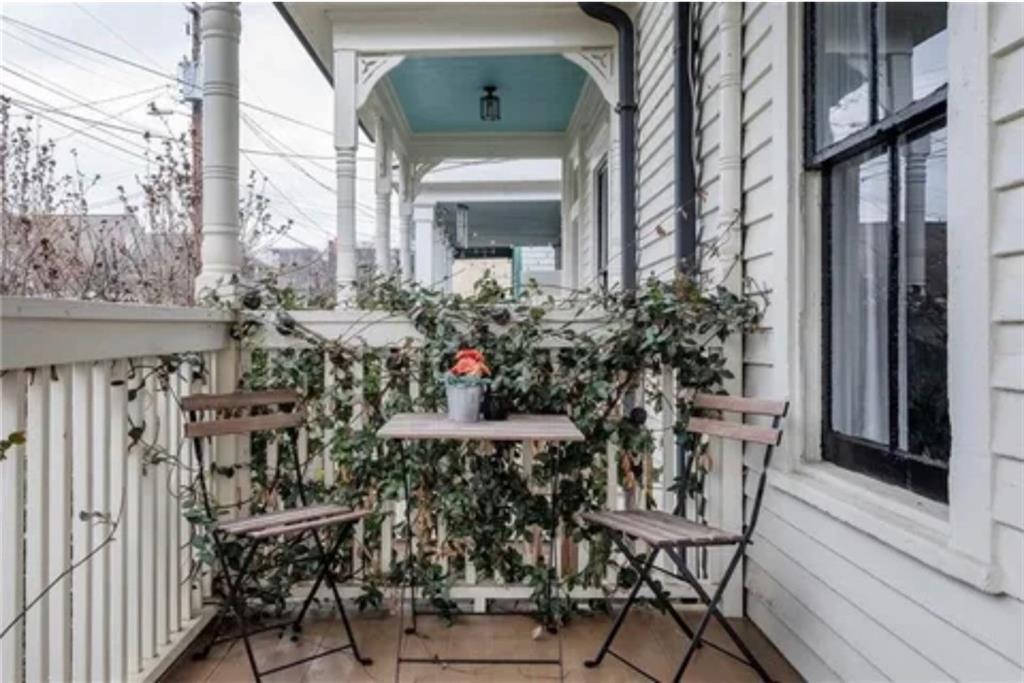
[
  {"xmin": 831, "ymin": 149, "xmax": 890, "ymax": 444},
  {"xmin": 814, "ymin": 3, "xmax": 871, "ymax": 150}
]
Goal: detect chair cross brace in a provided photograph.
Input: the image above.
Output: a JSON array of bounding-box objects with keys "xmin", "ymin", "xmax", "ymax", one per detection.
[
  {"xmin": 185, "ymin": 396, "xmax": 374, "ymax": 683},
  {"xmin": 210, "ymin": 523, "xmax": 371, "ymax": 682},
  {"xmin": 585, "ymin": 532, "xmax": 774, "ymax": 682}
]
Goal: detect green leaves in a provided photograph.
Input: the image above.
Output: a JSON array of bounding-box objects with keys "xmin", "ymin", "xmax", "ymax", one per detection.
[
  {"xmin": 0, "ymin": 430, "xmax": 26, "ymax": 461},
  {"xmin": 205, "ymin": 269, "xmax": 764, "ymax": 625}
]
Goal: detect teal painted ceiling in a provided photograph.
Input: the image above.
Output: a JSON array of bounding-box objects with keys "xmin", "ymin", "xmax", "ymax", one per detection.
[{"xmin": 388, "ymin": 55, "xmax": 587, "ymax": 134}]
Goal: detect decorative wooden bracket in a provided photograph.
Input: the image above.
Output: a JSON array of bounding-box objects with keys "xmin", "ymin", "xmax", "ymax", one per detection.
[
  {"xmin": 356, "ymin": 54, "xmax": 405, "ymax": 109},
  {"xmin": 563, "ymin": 48, "xmax": 616, "ymax": 106}
]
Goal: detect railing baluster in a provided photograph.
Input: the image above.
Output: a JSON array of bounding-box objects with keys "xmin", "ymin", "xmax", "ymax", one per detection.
[
  {"xmin": 108, "ymin": 361, "xmax": 128, "ymax": 681},
  {"xmin": 155, "ymin": 375, "xmax": 171, "ymax": 647},
  {"xmin": 0, "ymin": 370, "xmax": 26, "ymax": 683},
  {"xmin": 125, "ymin": 360, "xmax": 144, "ymax": 674},
  {"xmin": 177, "ymin": 362, "xmax": 196, "ymax": 622},
  {"xmin": 89, "ymin": 362, "xmax": 111, "ymax": 682},
  {"xmin": 70, "ymin": 363, "xmax": 93, "ymax": 681},
  {"xmin": 141, "ymin": 361, "xmax": 159, "ymax": 662},
  {"xmin": 24, "ymin": 369, "xmax": 49, "ymax": 683},
  {"xmin": 522, "ymin": 439, "xmax": 536, "ymax": 568},
  {"xmin": 198, "ymin": 352, "xmax": 214, "ymax": 601},
  {"xmin": 322, "ymin": 353, "xmax": 337, "ymax": 488},
  {"xmin": 351, "ymin": 357, "xmax": 366, "ymax": 576},
  {"xmin": 167, "ymin": 366, "xmax": 182, "ymax": 634},
  {"xmin": 47, "ymin": 365, "xmax": 72, "ymax": 682}
]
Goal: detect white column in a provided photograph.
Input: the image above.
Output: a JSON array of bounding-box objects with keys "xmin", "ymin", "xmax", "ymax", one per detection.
[
  {"xmin": 398, "ymin": 157, "xmax": 414, "ymax": 280},
  {"xmin": 560, "ymin": 155, "xmax": 577, "ymax": 290},
  {"xmin": 195, "ymin": 3, "xmax": 241, "ymax": 296},
  {"xmin": 413, "ymin": 203, "xmax": 435, "ymax": 287},
  {"xmin": 374, "ymin": 114, "xmax": 393, "ymax": 275},
  {"xmin": 334, "ymin": 49, "xmax": 359, "ymax": 299},
  {"xmin": 714, "ymin": 0, "xmax": 744, "ymax": 618}
]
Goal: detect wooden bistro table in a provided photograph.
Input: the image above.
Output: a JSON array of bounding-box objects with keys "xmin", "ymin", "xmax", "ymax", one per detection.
[{"xmin": 376, "ymin": 412, "xmax": 585, "ymax": 673}]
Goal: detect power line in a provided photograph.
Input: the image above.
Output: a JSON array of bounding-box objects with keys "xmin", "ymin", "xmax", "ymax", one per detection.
[
  {"xmin": 73, "ymin": 3, "xmax": 164, "ymax": 70},
  {"xmin": 3, "ymin": 16, "xmax": 343, "ymax": 141},
  {"xmin": 0, "ymin": 64, "xmax": 184, "ymax": 143},
  {"xmin": 0, "ymin": 26, "xmax": 139, "ymax": 88},
  {"xmin": 3, "ymin": 91, "xmax": 151, "ymax": 162},
  {"xmin": 3, "ymin": 93, "xmax": 176, "ymax": 142}
]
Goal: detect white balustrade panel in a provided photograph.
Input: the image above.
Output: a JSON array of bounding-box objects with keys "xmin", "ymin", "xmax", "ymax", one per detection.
[{"xmin": 0, "ymin": 298, "xmax": 228, "ymax": 683}]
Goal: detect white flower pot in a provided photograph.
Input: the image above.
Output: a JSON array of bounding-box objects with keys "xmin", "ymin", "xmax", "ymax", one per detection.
[{"xmin": 446, "ymin": 384, "xmax": 483, "ymax": 423}]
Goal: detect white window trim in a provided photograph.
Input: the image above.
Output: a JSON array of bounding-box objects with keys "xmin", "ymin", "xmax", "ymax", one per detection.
[{"xmin": 768, "ymin": 3, "xmax": 1002, "ymax": 594}]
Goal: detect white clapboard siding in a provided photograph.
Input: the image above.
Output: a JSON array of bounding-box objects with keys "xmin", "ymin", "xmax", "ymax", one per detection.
[
  {"xmin": 676, "ymin": 2, "xmax": 1024, "ymax": 680},
  {"xmin": 636, "ymin": 1, "xmax": 677, "ymax": 280},
  {"xmin": 990, "ymin": 1, "xmax": 1024, "ymax": 608}
]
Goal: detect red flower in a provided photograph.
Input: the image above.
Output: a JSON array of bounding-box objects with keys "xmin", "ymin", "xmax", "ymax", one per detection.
[
  {"xmin": 451, "ymin": 348, "xmax": 490, "ymax": 377},
  {"xmin": 455, "ymin": 348, "xmax": 484, "ymax": 363}
]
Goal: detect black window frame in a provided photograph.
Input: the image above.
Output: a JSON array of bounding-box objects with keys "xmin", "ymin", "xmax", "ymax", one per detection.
[
  {"xmin": 595, "ymin": 158, "xmax": 610, "ymax": 289},
  {"xmin": 805, "ymin": 3, "xmax": 950, "ymax": 503}
]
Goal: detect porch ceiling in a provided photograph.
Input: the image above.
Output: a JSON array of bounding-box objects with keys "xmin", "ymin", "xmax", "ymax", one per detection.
[
  {"xmin": 437, "ymin": 200, "xmax": 561, "ymax": 248},
  {"xmin": 388, "ymin": 55, "xmax": 587, "ymax": 134}
]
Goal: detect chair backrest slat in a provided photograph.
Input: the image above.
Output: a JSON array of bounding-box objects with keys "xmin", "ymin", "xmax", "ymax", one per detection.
[
  {"xmin": 182, "ymin": 389, "xmax": 300, "ymax": 412},
  {"xmin": 692, "ymin": 393, "xmax": 787, "ymax": 417},
  {"xmin": 184, "ymin": 409, "xmax": 304, "ymax": 439},
  {"xmin": 686, "ymin": 416, "xmax": 781, "ymax": 446}
]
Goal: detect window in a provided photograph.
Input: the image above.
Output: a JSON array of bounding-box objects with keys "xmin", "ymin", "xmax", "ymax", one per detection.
[
  {"xmin": 807, "ymin": 3, "xmax": 950, "ymax": 502},
  {"xmin": 595, "ymin": 160, "xmax": 610, "ymax": 288}
]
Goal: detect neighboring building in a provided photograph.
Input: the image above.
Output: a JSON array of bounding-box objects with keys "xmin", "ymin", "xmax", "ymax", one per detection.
[
  {"xmin": 270, "ymin": 3, "xmax": 1022, "ymax": 678},
  {"xmin": 413, "ymin": 159, "xmax": 563, "ymax": 291}
]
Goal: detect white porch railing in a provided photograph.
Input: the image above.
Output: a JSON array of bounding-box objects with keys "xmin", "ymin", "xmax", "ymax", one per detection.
[
  {"xmin": 0, "ymin": 298, "xmax": 232, "ymax": 683},
  {"xmin": 0, "ymin": 298, "xmax": 718, "ymax": 682}
]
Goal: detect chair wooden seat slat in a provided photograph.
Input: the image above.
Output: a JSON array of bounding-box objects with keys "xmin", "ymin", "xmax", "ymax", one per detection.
[
  {"xmin": 216, "ymin": 504, "xmax": 345, "ymax": 535},
  {"xmin": 686, "ymin": 416, "xmax": 781, "ymax": 446},
  {"xmin": 691, "ymin": 393, "xmax": 787, "ymax": 417},
  {"xmin": 581, "ymin": 510, "xmax": 742, "ymax": 547},
  {"xmin": 184, "ymin": 410, "xmax": 305, "ymax": 439},
  {"xmin": 182, "ymin": 389, "xmax": 301, "ymax": 411},
  {"xmin": 582, "ymin": 392, "xmax": 788, "ymax": 683},
  {"xmin": 248, "ymin": 509, "xmax": 374, "ymax": 540}
]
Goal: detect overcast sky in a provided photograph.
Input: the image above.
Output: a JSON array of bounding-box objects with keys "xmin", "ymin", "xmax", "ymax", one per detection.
[{"xmin": 0, "ymin": 2, "xmax": 378, "ymax": 252}]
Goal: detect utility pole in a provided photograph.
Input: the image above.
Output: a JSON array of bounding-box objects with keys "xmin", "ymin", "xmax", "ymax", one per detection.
[
  {"xmin": 182, "ymin": 3, "xmax": 203, "ymax": 273},
  {"xmin": 176, "ymin": 3, "xmax": 203, "ymax": 299}
]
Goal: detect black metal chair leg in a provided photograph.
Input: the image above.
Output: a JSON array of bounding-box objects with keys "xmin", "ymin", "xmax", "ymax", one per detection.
[
  {"xmin": 314, "ymin": 529, "xmax": 374, "ymax": 665},
  {"xmin": 611, "ymin": 536, "xmax": 699, "ymax": 643},
  {"xmin": 670, "ymin": 545, "xmax": 774, "ymax": 683},
  {"xmin": 324, "ymin": 566, "xmax": 373, "ymax": 665},
  {"xmin": 290, "ymin": 557, "xmax": 329, "ymax": 638},
  {"xmin": 584, "ymin": 549, "xmax": 658, "ymax": 668},
  {"xmin": 222, "ymin": 540, "xmax": 265, "ymax": 683}
]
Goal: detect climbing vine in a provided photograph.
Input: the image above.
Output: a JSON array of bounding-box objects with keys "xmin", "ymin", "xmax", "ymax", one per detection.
[{"xmin": 168, "ymin": 271, "xmax": 763, "ymax": 626}]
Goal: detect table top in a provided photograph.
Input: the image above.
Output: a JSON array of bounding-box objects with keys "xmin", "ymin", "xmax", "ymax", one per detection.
[{"xmin": 376, "ymin": 413, "xmax": 585, "ymax": 443}]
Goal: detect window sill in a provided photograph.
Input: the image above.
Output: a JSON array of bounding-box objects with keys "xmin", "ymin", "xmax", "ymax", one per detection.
[{"xmin": 765, "ymin": 461, "xmax": 1001, "ymax": 593}]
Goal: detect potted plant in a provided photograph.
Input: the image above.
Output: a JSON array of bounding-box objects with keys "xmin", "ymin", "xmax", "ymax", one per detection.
[{"xmin": 446, "ymin": 348, "xmax": 490, "ymax": 422}]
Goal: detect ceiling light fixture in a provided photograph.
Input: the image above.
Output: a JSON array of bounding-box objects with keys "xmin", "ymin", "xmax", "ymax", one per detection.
[{"xmin": 480, "ymin": 86, "xmax": 501, "ymax": 122}]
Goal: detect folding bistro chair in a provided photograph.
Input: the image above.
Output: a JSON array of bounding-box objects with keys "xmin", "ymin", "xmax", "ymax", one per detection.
[
  {"xmin": 183, "ymin": 389, "xmax": 375, "ymax": 682},
  {"xmin": 582, "ymin": 393, "xmax": 788, "ymax": 682}
]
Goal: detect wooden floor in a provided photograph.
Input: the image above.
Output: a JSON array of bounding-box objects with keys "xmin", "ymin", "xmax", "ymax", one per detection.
[{"xmin": 163, "ymin": 606, "xmax": 800, "ymax": 683}]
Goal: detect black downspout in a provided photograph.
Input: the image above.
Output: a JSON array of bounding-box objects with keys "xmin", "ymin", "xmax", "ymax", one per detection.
[
  {"xmin": 578, "ymin": 3, "xmax": 637, "ymax": 293},
  {"xmin": 674, "ymin": 3, "xmax": 697, "ymax": 270}
]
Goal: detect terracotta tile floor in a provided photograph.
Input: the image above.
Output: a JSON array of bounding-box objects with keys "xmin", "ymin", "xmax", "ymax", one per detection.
[{"xmin": 163, "ymin": 607, "xmax": 800, "ymax": 682}]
